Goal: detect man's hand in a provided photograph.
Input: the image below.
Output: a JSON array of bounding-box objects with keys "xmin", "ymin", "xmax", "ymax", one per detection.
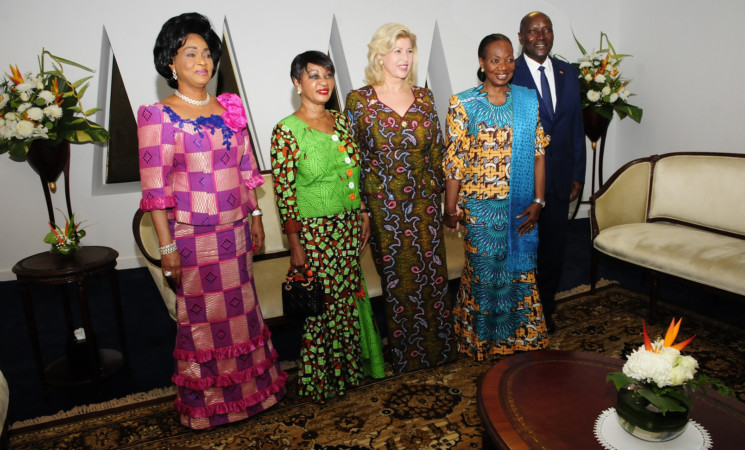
[{"xmin": 570, "ymin": 182, "xmax": 583, "ymax": 202}]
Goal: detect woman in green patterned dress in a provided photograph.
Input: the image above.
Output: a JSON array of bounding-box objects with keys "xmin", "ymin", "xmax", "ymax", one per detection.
[{"xmin": 270, "ymin": 51, "xmax": 385, "ymax": 402}]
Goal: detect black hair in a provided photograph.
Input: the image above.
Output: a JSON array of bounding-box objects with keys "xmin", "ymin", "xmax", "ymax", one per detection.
[
  {"xmin": 290, "ymin": 51, "xmax": 335, "ymax": 83},
  {"xmin": 153, "ymin": 12, "xmax": 222, "ymax": 89},
  {"xmin": 476, "ymin": 33, "xmax": 512, "ymax": 82}
]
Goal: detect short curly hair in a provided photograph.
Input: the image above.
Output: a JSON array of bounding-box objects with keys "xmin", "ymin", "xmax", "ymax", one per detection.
[
  {"xmin": 153, "ymin": 12, "xmax": 222, "ymax": 89},
  {"xmin": 363, "ymin": 23, "xmax": 418, "ymax": 88},
  {"xmin": 290, "ymin": 51, "xmax": 335, "ymax": 83}
]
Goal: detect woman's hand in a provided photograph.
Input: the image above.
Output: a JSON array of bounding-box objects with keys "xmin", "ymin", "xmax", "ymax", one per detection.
[
  {"xmin": 516, "ymin": 203, "xmax": 542, "ymax": 236},
  {"xmin": 287, "ymin": 233, "xmax": 307, "ymax": 274},
  {"xmin": 251, "ymin": 215, "xmax": 265, "ymax": 252},
  {"xmin": 444, "ymin": 204, "xmax": 462, "ymax": 231},
  {"xmin": 161, "ymin": 251, "xmax": 182, "ymax": 286},
  {"xmin": 360, "ymin": 212, "xmax": 371, "ymax": 251}
]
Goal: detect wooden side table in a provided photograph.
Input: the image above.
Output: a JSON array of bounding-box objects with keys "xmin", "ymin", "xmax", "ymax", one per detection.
[
  {"xmin": 478, "ymin": 350, "xmax": 745, "ymax": 449},
  {"xmin": 12, "ymin": 246, "xmax": 129, "ymax": 395}
]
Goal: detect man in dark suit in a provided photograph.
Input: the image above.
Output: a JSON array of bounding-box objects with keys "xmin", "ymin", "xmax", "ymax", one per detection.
[{"xmin": 512, "ymin": 11, "xmax": 585, "ymax": 333}]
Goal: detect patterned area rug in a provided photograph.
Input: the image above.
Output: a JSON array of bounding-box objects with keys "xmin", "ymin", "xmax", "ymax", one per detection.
[{"xmin": 9, "ymin": 284, "xmax": 745, "ymax": 449}]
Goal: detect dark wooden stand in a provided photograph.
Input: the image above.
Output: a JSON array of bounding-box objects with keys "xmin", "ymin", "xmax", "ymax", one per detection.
[{"xmin": 12, "ymin": 246, "xmax": 129, "ymax": 396}]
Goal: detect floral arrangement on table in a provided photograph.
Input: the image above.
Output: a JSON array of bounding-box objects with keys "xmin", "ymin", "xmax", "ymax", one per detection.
[
  {"xmin": 43, "ymin": 211, "xmax": 86, "ymax": 256},
  {"xmin": 608, "ymin": 318, "xmax": 731, "ymax": 416},
  {"xmin": 0, "ymin": 49, "xmax": 110, "ymax": 160},
  {"xmin": 573, "ymin": 32, "xmax": 643, "ymax": 123}
]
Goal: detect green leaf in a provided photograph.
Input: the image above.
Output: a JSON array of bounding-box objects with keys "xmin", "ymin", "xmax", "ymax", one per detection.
[
  {"xmin": 606, "ymin": 372, "xmax": 637, "ymax": 390},
  {"xmin": 43, "ymin": 50, "xmax": 95, "ymax": 72},
  {"xmin": 71, "ymin": 76, "xmax": 93, "ymax": 89},
  {"xmin": 83, "ymin": 107, "xmax": 102, "ymax": 116},
  {"xmin": 637, "ymin": 387, "xmax": 688, "ymax": 414},
  {"xmin": 614, "ymin": 104, "xmax": 643, "ymax": 123},
  {"xmin": 9, "ymin": 140, "xmax": 29, "ymax": 160},
  {"xmin": 572, "ymin": 29, "xmax": 588, "ymax": 55},
  {"xmin": 76, "ymin": 83, "xmax": 90, "ymax": 100},
  {"xmin": 43, "ymin": 232, "xmax": 58, "ymax": 244}
]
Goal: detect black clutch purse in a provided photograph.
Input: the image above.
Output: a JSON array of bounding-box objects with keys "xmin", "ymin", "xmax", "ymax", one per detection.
[{"xmin": 281, "ymin": 267, "xmax": 323, "ymax": 317}]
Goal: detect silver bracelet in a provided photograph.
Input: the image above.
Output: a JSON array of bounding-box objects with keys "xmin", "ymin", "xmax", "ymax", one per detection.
[
  {"xmin": 159, "ymin": 242, "xmax": 177, "ymax": 255},
  {"xmin": 251, "ymin": 208, "xmax": 263, "ymax": 217}
]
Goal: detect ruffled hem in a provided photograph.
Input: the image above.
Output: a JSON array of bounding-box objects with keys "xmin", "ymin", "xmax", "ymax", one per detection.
[
  {"xmin": 173, "ymin": 325, "xmax": 273, "ymax": 363},
  {"xmin": 174, "ymin": 371, "xmax": 288, "ymax": 419},
  {"xmin": 172, "ymin": 349, "xmax": 281, "ymax": 389},
  {"xmin": 140, "ymin": 196, "xmax": 177, "ymax": 211}
]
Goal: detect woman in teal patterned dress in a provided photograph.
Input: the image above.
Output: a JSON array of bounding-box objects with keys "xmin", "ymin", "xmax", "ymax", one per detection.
[
  {"xmin": 345, "ymin": 23, "xmax": 454, "ymax": 373},
  {"xmin": 443, "ymin": 34, "xmax": 549, "ymax": 360},
  {"xmin": 271, "ymin": 51, "xmax": 385, "ymax": 401}
]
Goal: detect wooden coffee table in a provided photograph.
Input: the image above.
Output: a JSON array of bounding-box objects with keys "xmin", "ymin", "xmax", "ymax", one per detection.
[{"xmin": 477, "ymin": 350, "xmax": 745, "ymax": 449}]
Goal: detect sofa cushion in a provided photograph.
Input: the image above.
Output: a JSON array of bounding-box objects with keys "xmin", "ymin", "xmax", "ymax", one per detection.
[
  {"xmin": 649, "ymin": 155, "xmax": 745, "ymax": 235},
  {"xmin": 594, "ymin": 222, "xmax": 745, "ymax": 296}
]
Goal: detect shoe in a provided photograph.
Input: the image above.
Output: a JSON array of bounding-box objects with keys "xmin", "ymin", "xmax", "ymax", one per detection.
[{"xmin": 545, "ymin": 315, "xmax": 557, "ymax": 334}]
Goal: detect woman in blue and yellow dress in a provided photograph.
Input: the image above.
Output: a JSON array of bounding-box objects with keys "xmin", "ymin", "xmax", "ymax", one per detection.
[
  {"xmin": 270, "ymin": 51, "xmax": 385, "ymax": 402},
  {"xmin": 443, "ymin": 34, "xmax": 550, "ymax": 360}
]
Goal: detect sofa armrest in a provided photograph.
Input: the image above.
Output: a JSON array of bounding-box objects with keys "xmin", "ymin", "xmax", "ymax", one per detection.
[
  {"xmin": 591, "ymin": 160, "xmax": 652, "ymax": 236},
  {"xmin": 0, "ymin": 370, "xmax": 8, "ymax": 444}
]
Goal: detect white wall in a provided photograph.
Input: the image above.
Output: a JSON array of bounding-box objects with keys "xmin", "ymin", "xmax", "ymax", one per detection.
[{"xmin": 1, "ymin": 0, "xmax": 742, "ymax": 280}]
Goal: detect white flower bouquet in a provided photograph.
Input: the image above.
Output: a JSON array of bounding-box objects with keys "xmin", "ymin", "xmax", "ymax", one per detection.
[
  {"xmin": 608, "ymin": 318, "xmax": 730, "ymax": 414},
  {"xmin": 0, "ymin": 49, "xmax": 109, "ymax": 159},
  {"xmin": 573, "ymin": 32, "xmax": 643, "ymax": 123}
]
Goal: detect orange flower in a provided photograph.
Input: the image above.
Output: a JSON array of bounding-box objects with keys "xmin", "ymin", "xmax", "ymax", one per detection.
[
  {"xmin": 7, "ymin": 65, "xmax": 23, "ymax": 85},
  {"xmin": 643, "ymin": 318, "xmax": 695, "ymax": 353},
  {"xmin": 47, "ymin": 222, "xmax": 64, "ymax": 244}
]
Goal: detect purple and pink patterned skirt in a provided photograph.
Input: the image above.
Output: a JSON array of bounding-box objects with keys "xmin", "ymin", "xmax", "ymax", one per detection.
[{"xmin": 170, "ymin": 216, "xmax": 286, "ymax": 429}]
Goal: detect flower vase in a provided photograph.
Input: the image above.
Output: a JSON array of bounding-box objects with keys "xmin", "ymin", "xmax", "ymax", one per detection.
[
  {"xmin": 615, "ymin": 384, "xmax": 690, "ymax": 442},
  {"xmin": 26, "ymin": 140, "xmax": 73, "ymax": 228},
  {"xmin": 582, "ymin": 108, "xmax": 612, "ymax": 193}
]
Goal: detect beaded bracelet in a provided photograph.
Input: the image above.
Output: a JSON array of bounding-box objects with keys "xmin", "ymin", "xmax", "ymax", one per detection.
[
  {"xmin": 360, "ymin": 208, "xmax": 371, "ymax": 215},
  {"xmin": 159, "ymin": 242, "xmax": 177, "ymax": 255}
]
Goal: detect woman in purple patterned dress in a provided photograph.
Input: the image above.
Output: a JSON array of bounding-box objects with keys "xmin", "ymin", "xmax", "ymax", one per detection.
[
  {"xmin": 137, "ymin": 13, "xmax": 286, "ymax": 429},
  {"xmin": 345, "ymin": 23, "xmax": 454, "ymax": 373}
]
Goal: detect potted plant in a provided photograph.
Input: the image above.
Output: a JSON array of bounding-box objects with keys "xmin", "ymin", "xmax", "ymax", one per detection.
[
  {"xmin": 0, "ymin": 48, "xmax": 110, "ymax": 159},
  {"xmin": 608, "ymin": 318, "xmax": 730, "ymax": 442},
  {"xmin": 573, "ymin": 32, "xmax": 643, "ymax": 126}
]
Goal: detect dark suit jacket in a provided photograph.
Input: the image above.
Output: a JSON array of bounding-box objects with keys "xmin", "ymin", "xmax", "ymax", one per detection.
[{"xmin": 512, "ymin": 54, "xmax": 585, "ymax": 200}]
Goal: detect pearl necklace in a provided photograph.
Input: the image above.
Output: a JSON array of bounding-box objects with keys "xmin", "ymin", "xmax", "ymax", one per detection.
[{"xmin": 174, "ymin": 90, "xmax": 210, "ymax": 106}]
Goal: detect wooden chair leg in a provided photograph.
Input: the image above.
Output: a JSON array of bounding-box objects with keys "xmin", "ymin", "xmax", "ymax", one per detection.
[{"xmin": 590, "ymin": 248, "xmax": 598, "ymax": 293}]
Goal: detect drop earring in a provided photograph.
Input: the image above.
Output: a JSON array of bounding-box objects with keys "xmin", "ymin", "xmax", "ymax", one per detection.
[
  {"xmin": 480, "ymin": 67, "xmax": 484, "ymax": 73},
  {"xmin": 379, "ymin": 59, "xmax": 383, "ymax": 66},
  {"xmin": 172, "ymin": 70, "xmax": 178, "ymax": 80},
  {"xmin": 297, "ymin": 88, "xmax": 301, "ymax": 95}
]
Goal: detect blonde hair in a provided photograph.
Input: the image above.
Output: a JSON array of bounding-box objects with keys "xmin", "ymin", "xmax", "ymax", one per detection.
[{"xmin": 364, "ymin": 23, "xmax": 418, "ymax": 88}]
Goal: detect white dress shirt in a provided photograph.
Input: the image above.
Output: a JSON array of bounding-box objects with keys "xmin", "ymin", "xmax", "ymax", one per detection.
[{"xmin": 523, "ymin": 56, "xmax": 557, "ymax": 112}]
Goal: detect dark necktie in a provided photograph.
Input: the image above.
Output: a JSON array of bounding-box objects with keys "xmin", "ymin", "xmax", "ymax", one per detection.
[{"xmin": 538, "ymin": 66, "xmax": 554, "ymax": 121}]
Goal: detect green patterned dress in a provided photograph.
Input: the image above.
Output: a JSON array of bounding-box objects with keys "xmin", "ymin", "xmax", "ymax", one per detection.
[{"xmin": 270, "ymin": 111, "xmax": 385, "ymax": 402}]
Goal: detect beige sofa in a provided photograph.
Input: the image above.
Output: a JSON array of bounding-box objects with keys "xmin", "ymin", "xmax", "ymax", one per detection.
[
  {"xmin": 590, "ymin": 152, "xmax": 745, "ymax": 316},
  {"xmin": 134, "ymin": 173, "xmax": 465, "ymax": 323},
  {"xmin": 1, "ymin": 369, "xmax": 8, "ymax": 447}
]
